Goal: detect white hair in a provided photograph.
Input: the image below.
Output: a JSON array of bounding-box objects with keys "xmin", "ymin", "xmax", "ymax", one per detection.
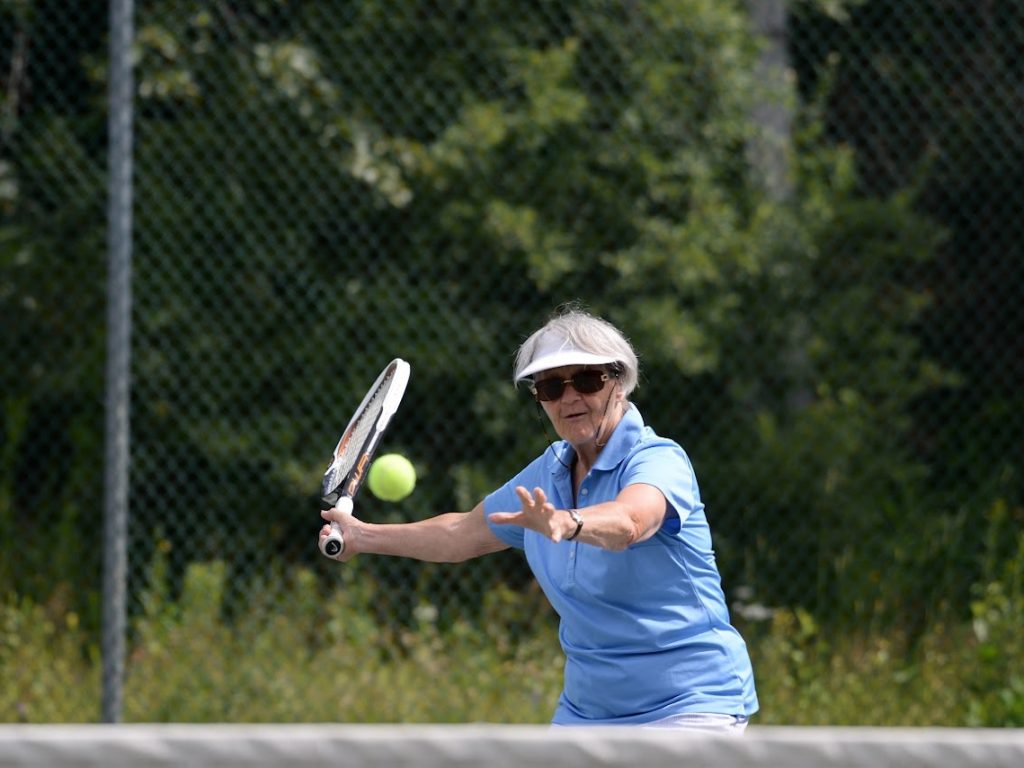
[{"xmin": 514, "ymin": 307, "xmax": 639, "ymax": 396}]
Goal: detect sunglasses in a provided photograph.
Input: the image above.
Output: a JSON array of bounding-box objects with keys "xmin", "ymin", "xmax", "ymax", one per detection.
[{"xmin": 530, "ymin": 369, "xmax": 614, "ymax": 402}]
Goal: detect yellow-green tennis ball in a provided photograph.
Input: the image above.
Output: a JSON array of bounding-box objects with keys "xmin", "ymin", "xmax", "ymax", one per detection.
[{"xmin": 367, "ymin": 453, "xmax": 416, "ymax": 502}]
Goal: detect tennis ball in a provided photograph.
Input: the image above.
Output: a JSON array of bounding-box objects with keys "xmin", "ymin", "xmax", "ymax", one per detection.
[{"xmin": 367, "ymin": 453, "xmax": 416, "ymax": 502}]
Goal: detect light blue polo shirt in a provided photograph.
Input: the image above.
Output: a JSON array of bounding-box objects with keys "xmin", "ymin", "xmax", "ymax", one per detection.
[{"xmin": 484, "ymin": 406, "xmax": 758, "ymax": 725}]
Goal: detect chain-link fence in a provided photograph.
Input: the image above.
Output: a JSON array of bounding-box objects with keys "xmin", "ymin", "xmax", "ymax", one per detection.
[{"xmin": 2, "ymin": 0, "xmax": 1022, "ymax": 725}]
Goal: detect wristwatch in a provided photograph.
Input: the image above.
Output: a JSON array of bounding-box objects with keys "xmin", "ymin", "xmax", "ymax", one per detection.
[{"xmin": 566, "ymin": 508, "xmax": 584, "ymax": 541}]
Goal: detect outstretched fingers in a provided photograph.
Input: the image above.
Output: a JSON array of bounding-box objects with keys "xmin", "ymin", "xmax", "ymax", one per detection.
[{"xmin": 490, "ymin": 486, "xmax": 562, "ymax": 541}]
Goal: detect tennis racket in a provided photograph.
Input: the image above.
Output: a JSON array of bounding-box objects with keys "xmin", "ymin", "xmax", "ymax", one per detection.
[{"xmin": 319, "ymin": 358, "xmax": 411, "ymax": 558}]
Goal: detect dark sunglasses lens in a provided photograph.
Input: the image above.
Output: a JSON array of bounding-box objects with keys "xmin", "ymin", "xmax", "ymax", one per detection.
[
  {"xmin": 533, "ymin": 371, "xmax": 607, "ymax": 401},
  {"xmin": 572, "ymin": 371, "xmax": 607, "ymax": 393},
  {"xmin": 534, "ymin": 379, "xmax": 565, "ymax": 401}
]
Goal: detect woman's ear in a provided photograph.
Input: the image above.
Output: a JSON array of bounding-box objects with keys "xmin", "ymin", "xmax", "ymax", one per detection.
[{"xmin": 613, "ymin": 377, "xmax": 627, "ymax": 404}]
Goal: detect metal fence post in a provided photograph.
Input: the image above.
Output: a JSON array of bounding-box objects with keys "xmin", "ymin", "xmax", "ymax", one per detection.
[{"xmin": 102, "ymin": 0, "xmax": 135, "ymax": 724}]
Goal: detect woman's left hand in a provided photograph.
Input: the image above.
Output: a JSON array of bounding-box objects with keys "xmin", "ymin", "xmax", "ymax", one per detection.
[{"xmin": 488, "ymin": 486, "xmax": 577, "ymax": 543}]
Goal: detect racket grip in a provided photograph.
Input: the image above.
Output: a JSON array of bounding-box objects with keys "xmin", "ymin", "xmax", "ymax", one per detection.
[
  {"xmin": 319, "ymin": 496, "xmax": 354, "ymax": 558},
  {"xmin": 320, "ymin": 524, "xmax": 345, "ymax": 557}
]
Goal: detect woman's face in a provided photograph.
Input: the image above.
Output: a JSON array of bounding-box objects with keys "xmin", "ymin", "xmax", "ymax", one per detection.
[{"xmin": 533, "ymin": 365, "xmax": 623, "ymax": 446}]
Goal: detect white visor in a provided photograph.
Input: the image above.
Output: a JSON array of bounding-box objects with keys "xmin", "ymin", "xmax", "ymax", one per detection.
[{"xmin": 516, "ymin": 331, "xmax": 618, "ymax": 380}]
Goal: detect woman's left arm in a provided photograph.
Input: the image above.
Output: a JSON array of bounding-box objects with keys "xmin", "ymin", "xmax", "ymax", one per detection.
[
  {"xmin": 489, "ymin": 483, "xmax": 667, "ymax": 551},
  {"xmin": 566, "ymin": 483, "xmax": 666, "ymax": 550}
]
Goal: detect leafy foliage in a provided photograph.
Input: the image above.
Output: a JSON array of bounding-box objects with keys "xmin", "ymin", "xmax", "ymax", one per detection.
[{"xmin": 3, "ymin": 554, "xmax": 1022, "ymax": 725}]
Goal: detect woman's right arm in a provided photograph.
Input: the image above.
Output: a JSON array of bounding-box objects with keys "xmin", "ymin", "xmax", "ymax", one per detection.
[{"xmin": 319, "ymin": 502, "xmax": 508, "ymax": 563}]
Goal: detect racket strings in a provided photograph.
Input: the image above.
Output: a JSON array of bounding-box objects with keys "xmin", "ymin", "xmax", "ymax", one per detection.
[{"xmin": 324, "ymin": 372, "xmax": 397, "ymax": 491}]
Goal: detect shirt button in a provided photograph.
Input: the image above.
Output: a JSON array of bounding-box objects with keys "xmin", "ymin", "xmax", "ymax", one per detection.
[{"xmin": 581, "ymin": 488, "xmax": 588, "ymax": 496}]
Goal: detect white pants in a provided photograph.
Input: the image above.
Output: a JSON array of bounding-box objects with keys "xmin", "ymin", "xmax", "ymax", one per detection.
[{"xmin": 643, "ymin": 713, "xmax": 749, "ymax": 734}]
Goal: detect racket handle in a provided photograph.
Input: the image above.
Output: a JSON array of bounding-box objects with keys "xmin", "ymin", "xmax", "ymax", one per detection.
[
  {"xmin": 321, "ymin": 524, "xmax": 345, "ymax": 557},
  {"xmin": 319, "ymin": 496, "xmax": 354, "ymax": 558}
]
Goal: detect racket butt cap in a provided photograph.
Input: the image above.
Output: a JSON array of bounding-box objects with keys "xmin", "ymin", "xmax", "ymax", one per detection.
[{"xmin": 322, "ymin": 535, "xmax": 344, "ymax": 557}]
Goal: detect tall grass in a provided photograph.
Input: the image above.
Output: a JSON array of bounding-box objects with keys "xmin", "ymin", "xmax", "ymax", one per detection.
[{"xmin": 2, "ymin": 530, "xmax": 1021, "ymax": 724}]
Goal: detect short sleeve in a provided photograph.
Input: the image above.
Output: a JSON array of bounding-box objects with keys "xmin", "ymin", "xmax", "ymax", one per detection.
[
  {"xmin": 622, "ymin": 440, "xmax": 702, "ymax": 525},
  {"xmin": 483, "ymin": 483, "xmax": 527, "ymax": 550}
]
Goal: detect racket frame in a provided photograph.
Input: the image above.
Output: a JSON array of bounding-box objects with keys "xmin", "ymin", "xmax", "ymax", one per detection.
[{"xmin": 319, "ymin": 358, "xmax": 410, "ymax": 557}]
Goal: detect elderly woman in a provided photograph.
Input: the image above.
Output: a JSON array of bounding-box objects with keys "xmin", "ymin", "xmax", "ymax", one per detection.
[{"xmin": 321, "ymin": 307, "xmax": 758, "ymax": 731}]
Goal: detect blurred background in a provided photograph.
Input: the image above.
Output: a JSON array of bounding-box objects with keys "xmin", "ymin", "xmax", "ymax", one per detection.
[{"xmin": 1, "ymin": 0, "xmax": 1021, "ymax": 725}]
